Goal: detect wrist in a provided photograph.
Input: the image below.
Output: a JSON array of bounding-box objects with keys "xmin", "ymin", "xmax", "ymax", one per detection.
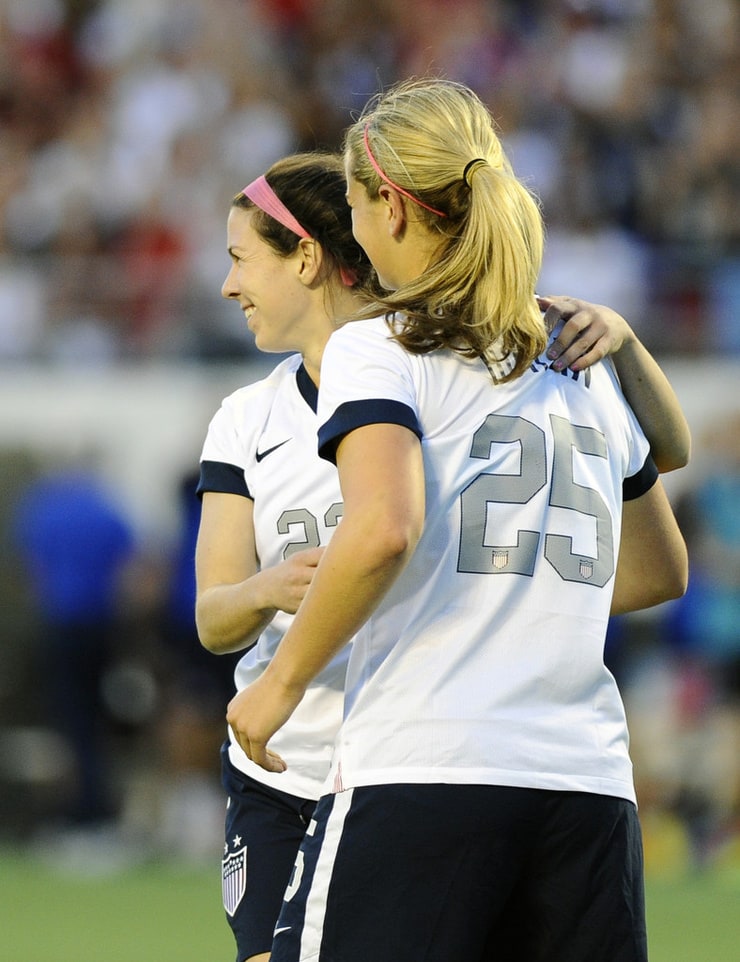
[
  {"xmin": 611, "ymin": 324, "xmax": 640, "ymax": 369},
  {"xmin": 264, "ymin": 646, "xmax": 310, "ymax": 699},
  {"xmin": 616, "ymin": 322, "xmax": 637, "ymax": 352},
  {"xmin": 248, "ymin": 568, "xmax": 280, "ymax": 617}
]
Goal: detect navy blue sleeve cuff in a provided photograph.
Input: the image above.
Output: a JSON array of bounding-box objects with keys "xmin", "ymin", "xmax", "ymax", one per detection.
[
  {"xmin": 318, "ymin": 399, "xmax": 422, "ymax": 464},
  {"xmin": 197, "ymin": 460, "xmax": 251, "ymax": 500},
  {"xmin": 622, "ymin": 454, "xmax": 659, "ymax": 502}
]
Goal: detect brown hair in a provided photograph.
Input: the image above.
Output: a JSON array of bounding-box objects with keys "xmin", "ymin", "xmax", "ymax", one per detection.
[{"xmin": 233, "ymin": 152, "xmax": 377, "ymax": 297}]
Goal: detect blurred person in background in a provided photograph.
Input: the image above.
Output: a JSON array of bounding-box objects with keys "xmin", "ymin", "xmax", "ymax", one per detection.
[{"xmin": 11, "ymin": 454, "xmax": 137, "ymax": 828}]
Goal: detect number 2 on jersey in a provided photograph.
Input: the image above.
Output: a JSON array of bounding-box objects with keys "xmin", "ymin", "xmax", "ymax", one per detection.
[
  {"xmin": 458, "ymin": 413, "xmax": 614, "ymax": 586},
  {"xmin": 278, "ymin": 503, "xmax": 343, "ymax": 558}
]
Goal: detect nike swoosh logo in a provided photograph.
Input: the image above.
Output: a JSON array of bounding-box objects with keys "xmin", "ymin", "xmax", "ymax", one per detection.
[
  {"xmin": 255, "ymin": 438, "xmax": 291, "ymax": 462},
  {"xmin": 274, "ymin": 926, "xmax": 291, "ymax": 936}
]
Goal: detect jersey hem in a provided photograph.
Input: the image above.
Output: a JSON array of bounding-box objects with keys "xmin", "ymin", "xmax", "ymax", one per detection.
[
  {"xmin": 329, "ymin": 766, "xmax": 637, "ymax": 805},
  {"xmin": 227, "ymin": 738, "xmax": 326, "ymax": 801}
]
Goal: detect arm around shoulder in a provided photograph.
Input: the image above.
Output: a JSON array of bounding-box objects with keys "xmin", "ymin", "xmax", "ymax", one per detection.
[
  {"xmin": 610, "ymin": 332, "xmax": 691, "ymax": 473},
  {"xmin": 540, "ymin": 296, "xmax": 691, "ymax": 473}
]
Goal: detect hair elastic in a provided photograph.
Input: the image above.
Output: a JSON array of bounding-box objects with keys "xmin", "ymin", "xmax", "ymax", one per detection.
[
  {"xmin": 463, "ymin": 158, "xmax": 488, "ymax": 187},
  {"xmin": 363, "ymin": 124, "xmax": 447, "ymax": 218},
  {"xmin": 242, "ymin": 175, "xmax": 312, "ymax": 239}
]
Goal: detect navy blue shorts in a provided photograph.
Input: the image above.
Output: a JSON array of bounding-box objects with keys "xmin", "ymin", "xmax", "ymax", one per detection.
[
  {"xmin": 271, "ymin": 783, "xmax": 647, "ymax": 962},
  {"xmin": 221, "ymin": 743, "xmax": 316, "ymax": 962}
]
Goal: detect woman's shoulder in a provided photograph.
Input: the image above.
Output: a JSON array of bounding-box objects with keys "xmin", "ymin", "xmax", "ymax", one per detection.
[
  {"xmin": 219, "ymin": 353, "xmax": 303, "ymax": 411},
  {"xmin": 329, "ymin": 314, "xmax": 403, "ymax": 351}
]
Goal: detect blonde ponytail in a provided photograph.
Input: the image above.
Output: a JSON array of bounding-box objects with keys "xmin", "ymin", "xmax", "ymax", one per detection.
[{"xmin": 344, "ymin": 78, "xmax": 547, "ymax": 380}]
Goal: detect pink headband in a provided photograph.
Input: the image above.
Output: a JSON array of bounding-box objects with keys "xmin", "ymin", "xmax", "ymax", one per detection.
[
  {"xmin": 240, "ymin": 174, "xmax": 357, "ymax": 287},
  {"xmin": 242, "ymin": 175, "xmax": 312, "ymax": 239},
  {"xmin": 362, "ymin": 124, "xmax": 447, "ymax": 218}
]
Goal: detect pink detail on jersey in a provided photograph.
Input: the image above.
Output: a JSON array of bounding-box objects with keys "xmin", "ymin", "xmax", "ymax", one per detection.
[{"xmin": 332, "ymin": 760, "xmax": 344, "ymax": 793}]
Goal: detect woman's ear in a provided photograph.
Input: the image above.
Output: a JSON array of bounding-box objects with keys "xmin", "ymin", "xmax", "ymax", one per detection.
[
  {"xmin": 379, "ymin": 185, "xmax": 407, "ymax": 238},
  {"xmin": 296, "ymin": 237, "xmax": 323, "ymax": 286}
]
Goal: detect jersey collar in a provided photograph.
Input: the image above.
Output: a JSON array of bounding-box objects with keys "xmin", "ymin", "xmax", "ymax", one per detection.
[{"xmin": 296, "ymin": 362, "xmax": 318, "ymax": 413}]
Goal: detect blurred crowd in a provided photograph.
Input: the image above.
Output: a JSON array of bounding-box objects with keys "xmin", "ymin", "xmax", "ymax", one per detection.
[
  {"xmin": 0, "ymin": 0, "xmax": 738, "ymax": 363},
  {"xmin": 0, "ymin": 0, "xmax": 738, "ymax": 877}
]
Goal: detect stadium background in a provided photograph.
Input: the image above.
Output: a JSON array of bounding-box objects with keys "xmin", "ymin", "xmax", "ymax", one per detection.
[{"xmin": 0, "ymin": 1, "xmax": 737, "ymax": 958}]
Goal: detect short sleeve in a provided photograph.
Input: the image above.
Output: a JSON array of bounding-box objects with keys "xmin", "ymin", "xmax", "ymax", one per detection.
[{"xmin": 317, "ymin": 319, "xmax": 421, "ymax": 463}]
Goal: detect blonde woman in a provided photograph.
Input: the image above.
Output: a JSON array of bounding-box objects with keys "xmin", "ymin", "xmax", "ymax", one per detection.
[{"xmin": 223, "ymin": 84, "xmax": 689, "ymax": 962}]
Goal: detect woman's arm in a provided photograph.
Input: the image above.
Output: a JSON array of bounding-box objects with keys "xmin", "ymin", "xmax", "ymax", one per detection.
[
  {"xmin": 611, "ymin": 478, "xmax": 689, "ymax": 615},
  {"xmin": 538, "ymin": 295, "xmax": 691, "ymax": 473},
  {"xmin": 195, "ymin": 491, "xmax": 323, "ymax": 654},
  {"xmin": 225, "ymin": 422, "xmax": 425, "ymax": 770}
]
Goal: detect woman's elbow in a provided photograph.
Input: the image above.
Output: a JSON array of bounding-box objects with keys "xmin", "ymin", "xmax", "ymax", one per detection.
[
  {"xmin": 668, "ymin": 551, "xmax": 689, "ymax": 600},
  {"xmin": 653, "ymin": 451, "xmax": 690, "ymax": 474},
  {"xmin": 195, "ymin": 600, "xmax": 240, "ymax": 654},
  {"xmin": 653, "ymin": 435, "xmax": 692, "ymax": 474},
  {"xmin": 653, "ymin": 546, "xmax": 689, "ymax": 604},
  {"xmin": 195, "ymin": 611, "xmax": 221, "ymax": 654},
  {"xmin": 366, "ymin": 514, "xmax": 422, "ymax": 571}
]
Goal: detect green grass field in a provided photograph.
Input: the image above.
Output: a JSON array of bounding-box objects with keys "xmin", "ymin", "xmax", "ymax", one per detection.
[{"xmin": 1, "ymin": 846, "xmax": 738, "ymax": 961}]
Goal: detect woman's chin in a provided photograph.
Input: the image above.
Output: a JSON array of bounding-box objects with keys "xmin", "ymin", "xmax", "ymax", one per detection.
[{"xmin": 254, "ymin": 334, "xmax": 289, "ymax": 355}]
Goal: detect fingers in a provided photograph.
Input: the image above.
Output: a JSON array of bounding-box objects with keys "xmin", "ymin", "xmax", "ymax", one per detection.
[
  {"xmin": 538, "ymin": 294, "xmax": 624, "ymax": 372},
  {"xmin": 548, "ymin": 329, "xmax": 608, "ymax": 372},
  {"xmin": 541, "ymin": 304, "xmax": 567, "ymax": 335},
  {"xmin": 229, "ymin": 722, "xmax": 288, "ymax": 772},
  {"xmin": 248, "ymin": 744, "xmax": 287, "ymax": 774},
  {"xmin": 273, "ymin": 548, "xmax": 324, "ymax": 613},
  {"xmin": 226, "ymin": 676, "xmax": 298, "ymax": 774},
  {"xmin": 290, "ymin": 546, "xmax": 324, "ymax": 566},
  {"xmin": 536, "ymin": 292, "xmax": 577, "ymax": 314},
  {"xmin": 557, "ymin": 343, "xmax": 608, "ymax": 373},
  {"xmin": 537, "ymin": 294, "xmax": 585, "ymax": 337},
  {"xmin": 546, "ymin": 311, "xmax": 601, "ymax": 371}
]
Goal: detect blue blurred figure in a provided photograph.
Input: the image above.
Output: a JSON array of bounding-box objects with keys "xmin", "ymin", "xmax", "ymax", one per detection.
[{"xmin": 12, "ymin": 463, "xmax": 136, "ymax": 826}]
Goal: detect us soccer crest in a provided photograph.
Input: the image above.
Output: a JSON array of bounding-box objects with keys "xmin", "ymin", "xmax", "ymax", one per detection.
[{"xmin": 222, "ymin": 846, "xmax": 247, "ymax": 916}]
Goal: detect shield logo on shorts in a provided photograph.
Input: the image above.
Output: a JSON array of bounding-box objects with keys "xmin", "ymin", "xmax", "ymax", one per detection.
[
  {"xmin": 579, "ymin": 558, "xmax": 594, "ymax": 580},
  {"xmin": 222, "ymin": 846, "xmax": 247, "ymax": 916},
  {"xmin": 492, "ymin": 549, "xmax": 509, "ymax": 570}
]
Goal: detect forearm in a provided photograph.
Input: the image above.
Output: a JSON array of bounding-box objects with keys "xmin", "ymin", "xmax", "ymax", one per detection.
[
  {"xmin": 196, "ymin": 572, "xmax": 277, "ymax": 654},
  {"xmin": 611, "ymin": 334, "xmax": 691, "ymax": 473},
  {"xmin": 539, "ymin": 296, "xmax": 691, "ymax": 472},
  {"xmin": 266, "ymin": 511, "xmax": 414, "ymax": 691},
  {"xmin": 220, "ymin": 524, "xmax": 399, "ymax": 776},
  {"xmin": 611, "ymin": 481, "xmax": 688, "ymax": 614},
  {"xmin": 225, "ymin": 424, "xmax": 425, "ymax": 773}
]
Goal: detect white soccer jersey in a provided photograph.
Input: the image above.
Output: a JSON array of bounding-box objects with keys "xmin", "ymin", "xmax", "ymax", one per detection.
[
  {"xmin": 317, "ymin": 317, "xmax": 658, "ymax": 804},
  {"xmin": 199, "ymin": 354, "xmax": 347, "ymax": 799}
]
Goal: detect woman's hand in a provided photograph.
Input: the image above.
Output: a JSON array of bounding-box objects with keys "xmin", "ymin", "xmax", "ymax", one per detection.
[
  {"xmin": 226, "ymin": 667, "xmax": 307, "ymax": 772},
  {"xmin": 536, "ymin": 293, "xmax": 690, "ymax": 472},
  {"xmin": 537, "ymin": 294, "xmax": 633, "ymax": 373}
]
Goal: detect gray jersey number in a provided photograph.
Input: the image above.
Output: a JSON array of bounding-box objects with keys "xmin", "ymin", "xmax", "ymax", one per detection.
[
  {"xmin": 458, "ymin": 413, "xmax": 614, "ymax": 586},
  {"xmin": 278, "ymin": 503, "xmax": 343, "ymax": 558}
]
